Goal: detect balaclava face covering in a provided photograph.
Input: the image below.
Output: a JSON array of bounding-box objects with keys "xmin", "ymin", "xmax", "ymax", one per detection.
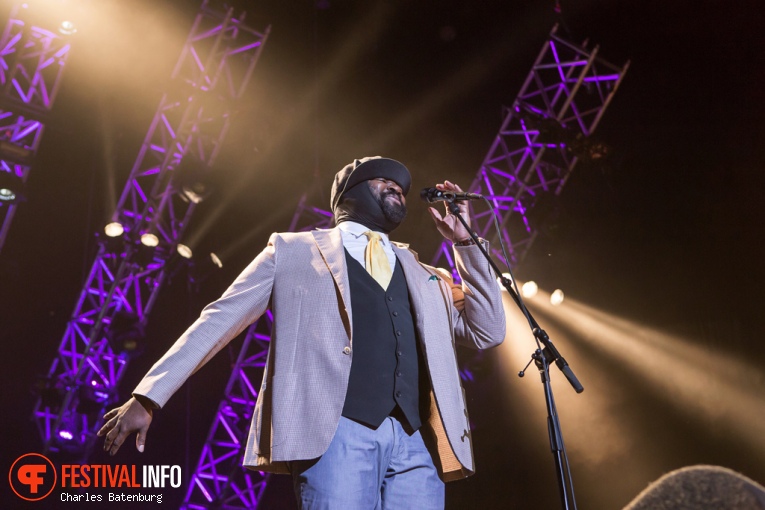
[{"xmin": 330, "ymin": 157, "xmax": 412, "ymax": 233}]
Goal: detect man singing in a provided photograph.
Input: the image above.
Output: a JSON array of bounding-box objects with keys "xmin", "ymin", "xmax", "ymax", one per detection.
[{"xmin": 98, "ymin": 156, "xmax": 506, "ymax": 509}]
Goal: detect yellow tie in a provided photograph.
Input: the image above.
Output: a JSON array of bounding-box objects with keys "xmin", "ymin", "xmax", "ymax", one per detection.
[{"xmin": 364, "ymin": 231, "xmax": 392, "ymax": 290}]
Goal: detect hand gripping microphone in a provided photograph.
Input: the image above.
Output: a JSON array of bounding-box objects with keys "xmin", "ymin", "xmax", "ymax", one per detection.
[{"xmin": 420, "ymin": 187, "xmax": 483, "ymax": 203}]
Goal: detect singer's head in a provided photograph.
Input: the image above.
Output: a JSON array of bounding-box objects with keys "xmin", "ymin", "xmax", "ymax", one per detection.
[{"xmin": 331, "ymin": 156, "xmax": 411, "ymax": 233}]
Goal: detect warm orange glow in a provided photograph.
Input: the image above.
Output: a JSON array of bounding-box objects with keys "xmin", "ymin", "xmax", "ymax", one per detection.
[
  {"xmin": 526, "ymin": 291, "xmax": 765, "ymax": 459},
  {"xmin": 493, "ymin": 288, "xmax": 765, "ymax": 507}
]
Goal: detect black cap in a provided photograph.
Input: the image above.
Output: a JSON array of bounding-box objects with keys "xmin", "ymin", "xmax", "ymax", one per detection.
[{"xmin": 330, "ymin": 156, "xmax": 411, "ymax": 213}]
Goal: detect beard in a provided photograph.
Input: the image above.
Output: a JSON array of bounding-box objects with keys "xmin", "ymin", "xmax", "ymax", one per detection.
[
  {"xmin": 379, "ymin": 190, "xmax": 407, "ymax": 224},
  {"xmin": 333, "ymin": 181, "xmax": 407, "ymax": 233}
]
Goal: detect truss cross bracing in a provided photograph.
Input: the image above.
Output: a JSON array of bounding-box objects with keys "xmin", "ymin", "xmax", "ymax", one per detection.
[
  {"xmin": 182, "ymin": 196, "xmax": 334, "ymax": 509},
  {"xmin": 33, "ymin": 0, "xmax": 269, "ymax": 456},
  {"xmin": 0, "ymin": 3, "xmax": 72, "ymax": 252},
  {"xmin": 431, "ymin": 25, "xmax": 629, "ymax": 275}
]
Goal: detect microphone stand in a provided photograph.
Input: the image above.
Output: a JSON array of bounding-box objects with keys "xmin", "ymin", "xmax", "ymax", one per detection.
[{"xmin": 445, "ymin": 199, "xmax": 583, "ymax": 510}]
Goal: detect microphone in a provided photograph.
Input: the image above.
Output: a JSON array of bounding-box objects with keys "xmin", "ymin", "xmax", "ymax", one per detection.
[{"xmin": 420, "ymin": 187, "xmax": 483, "ymax": 203}]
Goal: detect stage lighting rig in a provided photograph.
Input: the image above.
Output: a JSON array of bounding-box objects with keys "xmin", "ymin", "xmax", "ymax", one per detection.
[
  {"xmin": 173, "ymin": 156, "xmax": 214, "ymax": 204},
  {"xmin": 176, "ymin": 243, "xmax": 193, "ymax": 259},
  {"xmin": 0, "ymin": 171, "xmax": 26, "ymax": 203},
  {"xmin": 140, "ymin": 232, "xmax": 159, "ymax": 247},
  {"xmin": 106, "ymin": 311, "xmax": 146, "ymax": 358},
  {"xmin": 104, "ymin": 221, "xmax": 124, "ymax": 237}
]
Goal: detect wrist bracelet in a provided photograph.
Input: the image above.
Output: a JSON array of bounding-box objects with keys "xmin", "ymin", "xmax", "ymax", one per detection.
[{"xmin": 454, "ymin": 238, "xmax": 476, "ymax": 246}]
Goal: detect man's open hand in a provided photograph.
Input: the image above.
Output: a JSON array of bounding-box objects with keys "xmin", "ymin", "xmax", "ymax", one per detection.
[
  {"xmin": 427, "ymin": 180, "xmax": 472, "ymax": 242},
  {"xmin": 97, "ymin": 397, "xmax": 153, "ymax": 456}
]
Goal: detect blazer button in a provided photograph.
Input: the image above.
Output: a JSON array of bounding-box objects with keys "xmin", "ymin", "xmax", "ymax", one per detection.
[{"xmin": 343, "ymin": 346, "xmax": 351, "ymax": 355}]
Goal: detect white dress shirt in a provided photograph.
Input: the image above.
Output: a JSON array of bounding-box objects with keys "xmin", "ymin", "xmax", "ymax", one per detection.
[{"xmin": 337, "ymin": 221, "xmax": 397, "ymax": 272}]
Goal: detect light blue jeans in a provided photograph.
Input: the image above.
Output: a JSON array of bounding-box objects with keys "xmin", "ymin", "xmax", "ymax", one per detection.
[{"xmin": 291, "ymin": 416, "xmax": 445, "ymax": 509}]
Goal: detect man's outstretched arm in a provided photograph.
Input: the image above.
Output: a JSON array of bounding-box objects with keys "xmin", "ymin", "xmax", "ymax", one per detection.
[{"xmin": 97, "ymin": 236, "xmax": 278, "ymax": 456}]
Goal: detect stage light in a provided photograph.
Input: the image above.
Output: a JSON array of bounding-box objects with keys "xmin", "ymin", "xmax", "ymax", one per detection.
[
  {"xmin": 59, "ymin": 20, "xmax": 77, "ymax": 35},
  {"xmin": 550, "ymin": 289, "xmax": 565, "ymax": 306},
  {"xmin": 173, "ymin": 156, "xmax": 213, "ymax": 204},
  {"xmin": 140, "ymin": 233, "xmax": 159, "ymax": 247},
  {"xmin": 104, "ymin": 222, "xmax": 124, "ymax": 237},
  {"xmin": 210, "ymin": 252, "xmax": 223, "ymax": 268},
  {"xmin": 182, "ymin": 185, "xmax": 208, "ymax": 204},
  {"xmin": 177, "ymin": 243, "xmax": 193, "ymax": 259},
  {"xmin": 58, "ymin": 430, "xmax": 74, "ymax": 441},
  {"xmin": 521, "ymin": 281, "xmax": 538, "ymax": 298},
  {"xmin": 106, "ymin": 311, "xmax": 145, "ymax": 357},
  {"xmin": 0, "ymin": 171, "xmax": 25, "ymax": 203}
]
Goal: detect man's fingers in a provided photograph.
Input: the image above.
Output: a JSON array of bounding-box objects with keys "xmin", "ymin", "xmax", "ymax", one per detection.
[
  {"xmin": 103, "ymin": 424, "xmax": 119, "ymax": 451},
  {"xmin": 108, "ymin": 429, "xmax": 129, "ymax": 456},
  {"xmin": 97, "ymin": 415, "xmax": 115, "ymax": 437},
  {"xmin": 428, "ymin": 207, "xmax": 443, "ymax": 223},
  {"xmin": 136, "ymin": 427, "xmax": 149, "ymax": 453},
  {"xmin": 101, "ymin": 407, "xmax": 119, "ymax": 422}
]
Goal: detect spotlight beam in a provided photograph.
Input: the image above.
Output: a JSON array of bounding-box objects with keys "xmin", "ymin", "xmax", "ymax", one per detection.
[{"xmin": 528, "ymin": 294, "xmax": 765, "ymax": 460}]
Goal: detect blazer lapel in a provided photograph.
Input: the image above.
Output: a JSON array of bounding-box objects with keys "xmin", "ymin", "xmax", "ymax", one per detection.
[
  {"xmin": 392, "ymin": 244, "xmax": 428, "ymax": 330},
  {"xmin": 312, "ymin": 228, "xmax": 352, "ymax": 340}
]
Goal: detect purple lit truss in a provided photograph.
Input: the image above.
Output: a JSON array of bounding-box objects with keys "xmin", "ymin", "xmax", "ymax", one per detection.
[
  {"xmin": 182, "ymin": 196, "xmax": 334, "ymax": 509},
  {"xmin": 431, "ymin": 24, "xmax": 629, "ymax": 275},
  {"xmin": 32, "ymin": 1, "xmax": 269, "ymax": 456},
  {"xmin": 0, "ymin": 3, "xmax": 72, "ymax": 252}
]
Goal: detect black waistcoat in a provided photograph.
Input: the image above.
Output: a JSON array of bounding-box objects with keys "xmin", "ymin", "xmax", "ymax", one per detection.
[{"xmin": 341, "ymin": 249, "xmax": 426, "ymax": 430}]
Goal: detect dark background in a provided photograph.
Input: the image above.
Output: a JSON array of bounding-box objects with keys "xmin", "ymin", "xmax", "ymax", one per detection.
[{"xmin": 1, "ymin": 0, "xmax": 764, "ymax": 508}]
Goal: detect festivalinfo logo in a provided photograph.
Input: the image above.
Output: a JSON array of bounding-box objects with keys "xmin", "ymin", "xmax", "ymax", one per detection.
[
  {"xmin": 9, "ymin": 452, "xmax": 181, "ymax": 503},
  {"xmin": 9, "ymin": 453, "xmax": 57, "ymax": 501}
]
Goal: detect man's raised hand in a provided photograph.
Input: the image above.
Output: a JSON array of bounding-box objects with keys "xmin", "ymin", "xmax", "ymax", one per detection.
[{"xmin": 427, "ymin": 181, "xmax": 472, "ymax": 242}]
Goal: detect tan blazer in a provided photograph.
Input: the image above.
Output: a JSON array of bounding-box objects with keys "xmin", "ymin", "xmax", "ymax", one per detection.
[{"xmin": 133, "ymin": 227, "xmax": 505, "ymax": 481}]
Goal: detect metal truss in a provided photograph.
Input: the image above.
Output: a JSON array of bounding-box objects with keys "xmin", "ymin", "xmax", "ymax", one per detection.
[
  {"xmin": 182, "ymin": 311, "xmax": 273, "ymax": 510},
  {"xmin": 33, "ymin": 0, "xmax": 269, "ymax": 456},
  {"xmin": 183, "ymin": 196, "xmax": 333, "ymax": 509},
  {"xmin": 431, "ymin": 25, "xmax": 629, "ymax": 274},
  {"xmin": 0, "ymin": 3, "xmax": 72, "ymax": 252}
]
